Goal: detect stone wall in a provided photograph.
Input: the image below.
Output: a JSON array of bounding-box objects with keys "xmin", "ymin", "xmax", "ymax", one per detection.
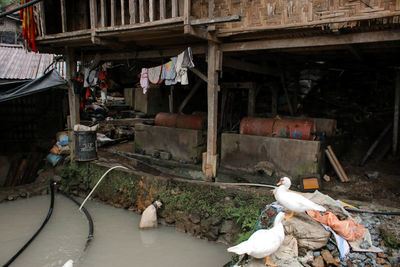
[{"xmin": 59, "ymin": 162, "xmax": 274, "ymax": 245}]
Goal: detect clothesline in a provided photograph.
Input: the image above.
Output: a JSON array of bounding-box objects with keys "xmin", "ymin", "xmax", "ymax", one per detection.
[{"xmin": 140, "ymin": 47, "xmax": 195, "ymax": 94}]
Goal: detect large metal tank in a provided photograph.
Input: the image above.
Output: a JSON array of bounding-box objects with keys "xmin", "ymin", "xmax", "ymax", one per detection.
[
  {"xmin": 155, "ymin": 113, "xmax": 206, "ymax": 130},
  {"xmin": 240, "ymin": 117, "xmax": 314, "ymax": 140}
]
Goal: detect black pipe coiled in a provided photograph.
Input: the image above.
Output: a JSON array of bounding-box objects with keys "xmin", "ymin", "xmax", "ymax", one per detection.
[
  {"xmin": 61, "ymin": 193, "xmax": 94, "ymax": 252},
  {"xmin": 3, "ymin": 181, "xmax": 55, "ymax": 267},
  {"xmin": 345, "ymin": 207, "xmax": 400, "ymax": 216}
]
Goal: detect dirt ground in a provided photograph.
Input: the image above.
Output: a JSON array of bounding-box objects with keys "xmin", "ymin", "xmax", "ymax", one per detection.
[{"xmin": 321, "ymin": 161, "xmax": 400, "ymax": 210}]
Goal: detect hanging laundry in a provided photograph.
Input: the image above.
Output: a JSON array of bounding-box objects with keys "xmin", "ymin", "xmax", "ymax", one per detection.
[
  {"xmin": 140, "ymin": 68, "xmax": 149, "ymax": 94},
  {"xmin": 182, "ymin": 47, "xmax": 195, "ymax": 68},
  {"xmin": 174, "ymin": 51, "xmax": 188, "ymax": 85},
  {"xmin": 20, "ymin": 0, "xmax": 38, "ymax": 52},
  {"xmin": 175, "ymin": 47, "xmax": 195, "ymax": 85},
  {"xmin": 161, "ymin": 57, "xmax": 177, "ymax": 86},
  {"xmin": 148, "ymin": 65, "xmax": 164, "ymax": 85}
]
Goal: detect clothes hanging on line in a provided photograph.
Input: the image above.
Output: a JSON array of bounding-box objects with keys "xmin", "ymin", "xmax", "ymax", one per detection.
[
  {"xmin": 140, "ymin": 68, "xmax": 149, "ymax": 94},
  {"xmin": 161, "ymin": 57, "xmax": 177, "ymax": 86},
  {"xmin": 148, "ymin": 65, "xmax": 164, "ymax": 84}
]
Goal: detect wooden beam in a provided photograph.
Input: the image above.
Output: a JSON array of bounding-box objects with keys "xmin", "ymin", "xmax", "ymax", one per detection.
[
  {"xmin": 189, "ymin": 68, "xmax": 207, "ymax": 82},
  {"xmin": 185, "ymin": 25, "xmax": 220, "ymax": 43},
  {"xmin": 121, "ymin": 0, "xmax": 126, "ymax": 25},
  {"xmin": 271, "ymin": 85, "xmax": 278, "ymax": 116},
  {"xmin": 129, "ymin": 0, "xmax": 137, "ymax": 24},
  {"xmin": 89, "ymin": 0, "xmax": 97, "ymax": 29},
  {"xmin": 87, "ymin": 44, "xmax": 206, "ymax": 60},
  {"xmin": 38, "ymin": 0, "xmax": 46, "ymax": 35},
  {"xmin": 191, "ymin": 15, "xmax": 240, "ymax": 25},
  {"xmin": 92, "ymin": 36, "xmax": 127, "ymax": 49},
  {"xmin": 160, "ymin": 0, "xmax": 166, "ymax": 20},
  {"xmin": 223, "ymin": 57, "xmax": 279, "ymax": 76},
  {"xmin": 394, "ymin": 70, "xmax": 400, "ymax": 156},
  {"xmin": 149, "ymin": 0, "xmax": 155, "ymax": 22},
  {"xmin": 205, "ymin": 41, "xmax": 219, "ymax": 180},
  {"xmin": 60, "ymin": 0, "xmax": 67, "ymax": 32},
  {"xmin": 111, "ymin": 0, "xmax": 116, "ymax": 26},
  {"xmin": 178, "ymin": 79, "xmax": 203, "ymax": 113},
  {"xmin": 172, "ymin": 0, "xmax": 178, "ymax": 18},
  {"xmin": 65, "ymin": 47, "xmax": 79, "ymax": 161},
  {"xmin": 278, "ymin": 62, "xmax": 294, "ymax": 116},
  {"xmin": 221, "ymin": 30, "xmax": 400, "ymax": 52},
  {"xmin": 248, "ymin": 87, "xmax": 256, "ymax": 117},
  {"xmin": 139, "ymin": 0, "xmax": 145, "ymax": 23},
  {"xmin": 101, "ymin": 0, "xmax": 107, "ymax": 27}
]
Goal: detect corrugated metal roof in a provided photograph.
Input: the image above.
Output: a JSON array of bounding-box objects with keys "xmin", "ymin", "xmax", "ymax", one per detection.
[{"xmin": 0, "ymin": 43, "xmax": 66, "ymax": 80}]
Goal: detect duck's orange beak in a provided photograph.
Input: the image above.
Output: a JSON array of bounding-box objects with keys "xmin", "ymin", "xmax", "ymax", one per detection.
[{"xmin": 277, "ymin": 179, "xmax": 283, "ymax": 186}]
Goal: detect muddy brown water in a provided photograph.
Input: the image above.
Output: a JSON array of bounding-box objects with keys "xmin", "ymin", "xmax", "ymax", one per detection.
[{"xmin": 0, "ymin": 195, "xmax": 231, "ymax": 267}]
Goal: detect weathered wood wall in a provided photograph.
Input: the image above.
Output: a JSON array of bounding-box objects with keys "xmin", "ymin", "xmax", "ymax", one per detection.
[{"xmin": 191, "ymin": 0, "xmax": 400, "ymax": 34}]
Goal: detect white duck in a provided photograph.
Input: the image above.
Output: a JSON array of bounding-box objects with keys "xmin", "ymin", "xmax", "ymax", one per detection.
[
  {"xmin": 227, "ymin": 212, "xmax": 285, "ymax": 267},
  {"xmin": 274, "ymin": 177, "xmax": 326, "ymax": 219}
]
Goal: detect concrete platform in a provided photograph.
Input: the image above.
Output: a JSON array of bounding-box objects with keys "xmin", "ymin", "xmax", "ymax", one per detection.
[
  {"xmin": 221, "ymin": 133, "xmax": 323, "ymax": 182},
  {"xmin": 134, "ymin": 124, "xmax": 205, "ymax": 163}
]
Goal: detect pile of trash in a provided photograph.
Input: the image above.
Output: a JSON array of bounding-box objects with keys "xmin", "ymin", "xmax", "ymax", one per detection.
[
  {"xmin": 234, "ymin": 191, "xmax": 398, "ymax": 266},
  {"xmin": 46, "ymin": 131, "xmax": 70, "ymax": 166}
]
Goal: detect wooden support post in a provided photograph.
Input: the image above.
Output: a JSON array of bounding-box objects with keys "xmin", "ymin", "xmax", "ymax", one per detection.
[
  {"xmin": 183, "ymin": 0, "xmax": 191, "ymax": 33},
  {"xmin": 172, "ymin": 0, "xmax": 178, "ymax": 17},
  {"xmin": 111, "ymin": 0, "xmax": 116, "ymax": 26},
  {"xmin": 169, "ymin": 86, "xmax": 174, "ymax": 113},
  {"xmin": 39, "ymin": 1, "xmax": 46, "ymax": 35},
  {"xmin": 205, "ymin": 41, "xmax": 219, "ymax": 180},
  {"xmin": 129, "ymin": 0, "xmax": 137, "ymax": 24},
  {"xmin": 139, "ymin": 0, "xmax": 145, "ymax": 23},
  {"xmin": 271, "ymin": 85, "xmax": 278, "ymax": 116},
  {"xmin": 100, "ymin": 0, "xmax": 107, "ymax": 27},
  {"xmin": 89, "ymin": 0, "xmax": 97, "ymax": 29},
  {"xmin": 66, "ymin": 48, "xmax": 79, "ymax": 161},
  {"xmin": 149, "ymin": 0, "xmax": 155, "ymax": 22},
  {"xmin": 394, "ymin": 70, "xmax": 400, "ymax": 156},
  {"xmin": 60, "ymin": 0, "xmax": 67, "ymax": 32},
  {"xmin": 160, "ymin": 0, "xmax": 166, "ymax": 20},
  {"xmin": 248, "ymin": 86, "xmax": 256, "ymax": 117},
  {"xmin": 121, "ymin": 0, "xmax": 126, "ymax": 25}
]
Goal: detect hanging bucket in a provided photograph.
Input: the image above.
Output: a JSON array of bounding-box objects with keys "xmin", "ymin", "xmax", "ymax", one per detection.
[{"xmin": 74, "ymin": 131, "xmax": 97, "ymax": 161}]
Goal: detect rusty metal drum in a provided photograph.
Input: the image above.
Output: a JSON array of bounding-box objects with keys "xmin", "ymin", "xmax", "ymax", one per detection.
[
  {"xmin": 155, "ymin": 112, "xmax": 178, "ymax": 128},
  {"xmin": 176, "ymin": 114, "xmax": 206, "ymax": 130},
  {"xmin": 272, "ymin": 119, "xmax": 314, "ymax": 140},
  {"xmin": 240, "ymin": 117, "xmax": 274, "ymax": 136},
  {"xmin": 240, "ymin": 117, "xmax": 314, "ymax": 140}
]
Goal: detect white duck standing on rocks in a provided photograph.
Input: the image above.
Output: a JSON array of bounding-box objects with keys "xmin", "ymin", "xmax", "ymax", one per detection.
[
  {"xmin": 227, "ymin": 212, "xmax": 285, "ymax": 267},
  {"xmin": 274, "ymin": 177, "xmax": 326, "ymax": 219}
]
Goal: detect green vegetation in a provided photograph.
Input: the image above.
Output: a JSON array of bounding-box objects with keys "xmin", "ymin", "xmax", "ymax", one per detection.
[{"xmin": 60, "ymin": 162, "xmax": 274, "ymax": 246}]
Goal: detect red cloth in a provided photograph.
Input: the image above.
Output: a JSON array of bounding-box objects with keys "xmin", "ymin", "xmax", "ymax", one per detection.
[{"xmin": 307, "ymin": 211, "xmax": 365, "ymax": 241}]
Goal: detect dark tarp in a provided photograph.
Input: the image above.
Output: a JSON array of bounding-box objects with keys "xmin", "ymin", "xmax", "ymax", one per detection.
[{"xmin": 0, "ymin": 69, "xmax": 67, "ymax": 103}]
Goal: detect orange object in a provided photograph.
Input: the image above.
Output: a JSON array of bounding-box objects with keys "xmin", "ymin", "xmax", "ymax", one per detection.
[
  {"xmin": 307, "ymin": 211, "xmax": 365, "ymax": 241},
  {"xmin": 50, "ymin": 145, "xmax": 60, "ymax": 155},
  {"xmin": 302, "ymin": 177, "xmax": 320, "ymax": 190}
]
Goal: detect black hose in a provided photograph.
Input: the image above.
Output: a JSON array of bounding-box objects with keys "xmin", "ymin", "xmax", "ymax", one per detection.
[
  {"xmin": 0, "ymin": 0, "xmax": 43, "ymax": 18},
  {"xmin": 3, "ymin": 181, "xmax": 55, "ymax": 267},
  {"xmin": 61, "ymin": 193, "xmax": 94, "ymax": 252},
  {"xmin": 345, "ymin": 207, "xmax": 400, "ymax": 216}
]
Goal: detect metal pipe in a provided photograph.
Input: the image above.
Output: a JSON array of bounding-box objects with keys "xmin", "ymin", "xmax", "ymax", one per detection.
[
  {"xmin": 0, "ymin": 0, "xmax": 43, "ymax": 18},
  {"xmin": 79, "ymin": 165, "xmax": 129, "ymax": 211}
]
